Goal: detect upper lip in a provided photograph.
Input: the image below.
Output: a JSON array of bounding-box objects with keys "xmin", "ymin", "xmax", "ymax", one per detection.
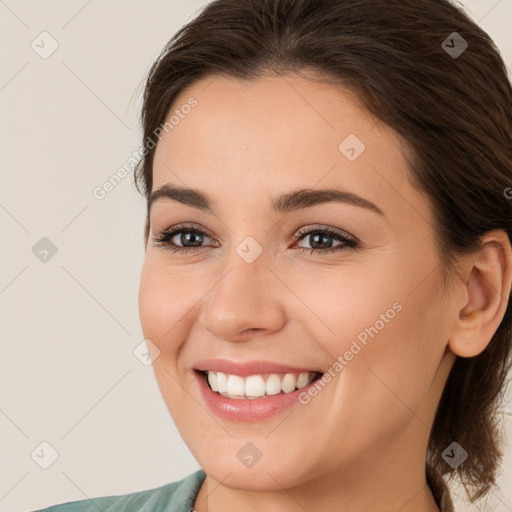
[{"xmin": 193, "ymin": 358, "xmax": 323, "ymax": 377}]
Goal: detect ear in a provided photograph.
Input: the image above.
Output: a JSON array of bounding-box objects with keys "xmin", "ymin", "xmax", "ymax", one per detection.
[{"xmin": 449, "ymin": 230, "xmax": 512, "ymax": 358}]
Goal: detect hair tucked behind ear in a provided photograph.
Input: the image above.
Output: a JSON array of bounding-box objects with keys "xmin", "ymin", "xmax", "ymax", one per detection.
[{"xmin": 134, "ymin": 0, "xmax": 512, "ymax": 502}]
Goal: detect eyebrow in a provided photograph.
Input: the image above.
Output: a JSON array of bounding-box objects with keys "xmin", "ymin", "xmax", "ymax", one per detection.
[{"xmin": 148, "ymin": 184, "xmax": 385, "ymax": 217}]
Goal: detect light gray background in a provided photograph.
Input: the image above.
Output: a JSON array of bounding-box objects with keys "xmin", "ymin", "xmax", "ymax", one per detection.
[{"xmin": 1, "ymin": 1, "xmax": 511, "ymax": 511}]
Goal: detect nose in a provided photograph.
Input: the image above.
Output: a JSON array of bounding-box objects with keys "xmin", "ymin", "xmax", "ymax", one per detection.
[{"xmin": 198, "ymin": 249, "xmax": 287, "ymax": 342}]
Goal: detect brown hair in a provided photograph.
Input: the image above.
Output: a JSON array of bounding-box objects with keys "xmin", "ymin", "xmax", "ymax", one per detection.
[{"xmin": 134, "ymin": 0, "xmax": 512, "ymax": 502}]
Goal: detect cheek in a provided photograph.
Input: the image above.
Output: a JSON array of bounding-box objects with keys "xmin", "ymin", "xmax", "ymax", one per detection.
[
  {"xmin": 285, "ymin": 261, "xmax": 402, "ymax": 356},
  {"xmin": 138, "ymin": 265, "xmax": 165, "ymax": 341},
  {"xmin": 302, "ymin": 258, "xmax": 445, "ymax": 423},
  {"xmin": 138, "ymin": 261, "xmax": 194, "ymax": 413},
  {"xmin": 332, "ymin": 272, "xmax": 447, "ymax": 428},
  {"xmin": 138, "ymin": 260, "xmax": 190, "ymax": 355}
]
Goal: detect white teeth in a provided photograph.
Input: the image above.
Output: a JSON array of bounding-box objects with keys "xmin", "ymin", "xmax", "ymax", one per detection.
[
  {"xmin": 245, "ymin": 375, "xmax": 266, "ymax": 397},
  {"xmin": 226, "ymin": 375, "xmax": 245, "ymax": 396},
  {"xmin": 203, "ymin": 370, "xmax": 319, "ymax": 399},
  {"xmin": 281, "ymin": 373, "xmax": 296, "ymax": 393},
  {"xmin": 296, "ymin": 372, "xmax": 310, "ymax": 388},
  {"xmin": 207, "ymin": 371, "xmax": 218, "ymax": 392},
  {"xmin": 265, "ymin": 374, "xmax": 282, "ymax": 396},
  {"xmin": 216, "ymin": 372, "xmax": 227, "ymax": 393}
]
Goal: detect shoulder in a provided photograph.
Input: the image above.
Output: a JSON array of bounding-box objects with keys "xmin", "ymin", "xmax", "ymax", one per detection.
[{"xmin": 29, "ymin": 469, "xmax": 206, "ymax": 512}]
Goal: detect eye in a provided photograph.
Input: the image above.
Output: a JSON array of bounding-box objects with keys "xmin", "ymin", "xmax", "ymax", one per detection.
[
  {"xmin": 292, "ymin": 226, "xmax": 359, "ymax": 255},
  {"xmin": 153, "ymin": 223, "xmax": 217, "ymax": 254},
  {"xmin": 153, "ymin": 224, "xmax": 359, "ymax": 256}
]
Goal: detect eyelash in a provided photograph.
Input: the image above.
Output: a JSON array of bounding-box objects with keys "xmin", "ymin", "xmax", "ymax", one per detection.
[{"xmin": 153, "ymin": 223, "xmax": 359, "ymax": 256}]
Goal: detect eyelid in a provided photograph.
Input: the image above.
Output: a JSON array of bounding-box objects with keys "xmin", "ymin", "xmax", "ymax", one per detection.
[
  {"xmin": 154, "ymin": 222, "xmax": 215, "ymax": 241},
  {"xmin": 292, "ymin": 224, "xmax": 358, "ymax": 244}
]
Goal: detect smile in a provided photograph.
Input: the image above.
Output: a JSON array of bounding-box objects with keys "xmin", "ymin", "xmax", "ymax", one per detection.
[
  {"xmin": 202, "ymin": 370, "xmax": 323, "ymax": 399},
  {"xmin": 192, "ymin": 361, "xmax": 326, "ymax": 422}
]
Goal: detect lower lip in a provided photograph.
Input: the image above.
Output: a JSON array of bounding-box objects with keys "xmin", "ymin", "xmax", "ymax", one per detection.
[{"xmin": 193, "ymin": 370, "xmax": 321, "ymax": 422}]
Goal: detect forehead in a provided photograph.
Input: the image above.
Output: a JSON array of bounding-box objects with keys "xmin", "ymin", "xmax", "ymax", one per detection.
[{"xmin": 151, "ymin": 74, "xmax": 429, "ymax": 226}]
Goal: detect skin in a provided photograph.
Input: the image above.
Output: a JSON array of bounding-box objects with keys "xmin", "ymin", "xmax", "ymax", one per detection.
[{"xmin": 138, "ymin": 73, "xmax": 512, "ymax": 512}]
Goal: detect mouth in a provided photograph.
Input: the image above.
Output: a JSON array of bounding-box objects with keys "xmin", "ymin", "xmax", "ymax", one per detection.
[{"xmin": 194, "ymin": 369, "xmax": 324, "ymax": 400}]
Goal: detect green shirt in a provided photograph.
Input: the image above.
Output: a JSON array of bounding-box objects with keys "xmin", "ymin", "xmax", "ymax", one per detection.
[
  {"xmin": 31, "ymin": 465, "xmax": 454, "ymax": 511},
  {"xmin": 32, "ymin": 469, "xmax": 206, "ymax": 512}
]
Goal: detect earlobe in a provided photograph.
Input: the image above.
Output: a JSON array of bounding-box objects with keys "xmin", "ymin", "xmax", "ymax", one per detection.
[{"xmin": 448, "ymin": 230, "xmax": 512, "ymax": 358}]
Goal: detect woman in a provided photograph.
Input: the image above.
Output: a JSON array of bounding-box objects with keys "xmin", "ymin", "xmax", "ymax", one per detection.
[{"xmin": 33, "ymin": 0, "xmax": 512, "ymax": 510}]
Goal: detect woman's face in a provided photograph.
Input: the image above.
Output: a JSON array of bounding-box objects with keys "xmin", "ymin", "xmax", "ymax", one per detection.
[{"xmin": 138, "ymin": 74, "xmax": 457, "ymax": 490}]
